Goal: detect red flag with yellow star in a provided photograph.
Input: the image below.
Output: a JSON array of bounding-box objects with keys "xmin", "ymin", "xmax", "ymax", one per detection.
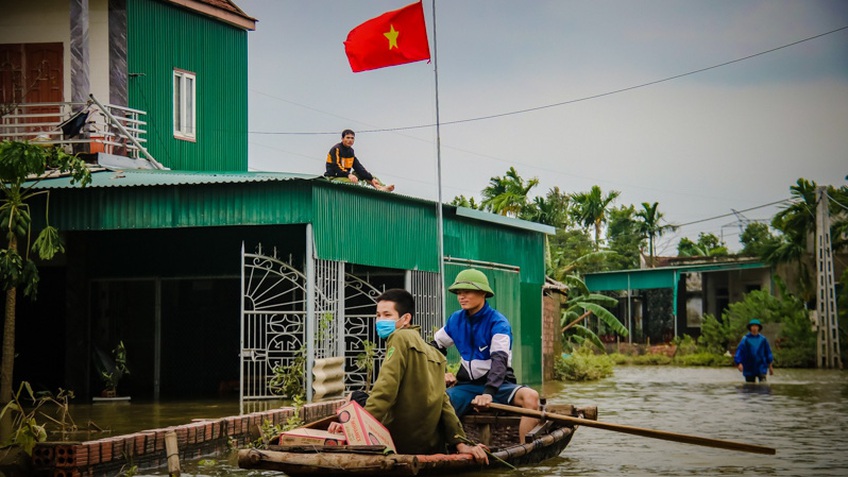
[{"xmin": 344, "ymin": 1, "xmax": 431, "ymax": 73}]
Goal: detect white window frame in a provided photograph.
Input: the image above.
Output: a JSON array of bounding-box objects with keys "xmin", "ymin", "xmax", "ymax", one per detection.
[{"xmin": 173, "ymin": 69, "xmax": 196, "ymax": 141}]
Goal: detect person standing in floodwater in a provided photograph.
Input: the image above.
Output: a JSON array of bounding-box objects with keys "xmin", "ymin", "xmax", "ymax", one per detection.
[{"xmin": 734, "ymin": 318, "xmax": 774, "ymax": 383}]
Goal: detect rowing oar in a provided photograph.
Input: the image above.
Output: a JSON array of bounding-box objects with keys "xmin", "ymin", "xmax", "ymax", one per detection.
[{"xmin": 487, "ymin": 403, "xmax": 776, "ymax": 455}]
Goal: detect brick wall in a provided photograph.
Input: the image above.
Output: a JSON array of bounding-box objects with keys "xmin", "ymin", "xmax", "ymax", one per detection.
[{"xmin": 32, "ymin": 399, "xmax": 343, "ymax": 477}]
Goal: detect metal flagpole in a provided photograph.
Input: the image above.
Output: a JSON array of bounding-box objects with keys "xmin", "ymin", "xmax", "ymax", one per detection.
[{"xmin": 430, "ymin": 0, "xmax": 446, "ymax": 314}]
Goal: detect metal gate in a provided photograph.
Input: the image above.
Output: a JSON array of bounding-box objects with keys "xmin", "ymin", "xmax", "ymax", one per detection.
[{"xmin": 240, "ymin": 241, "xmax": 445, "ymax": 413}]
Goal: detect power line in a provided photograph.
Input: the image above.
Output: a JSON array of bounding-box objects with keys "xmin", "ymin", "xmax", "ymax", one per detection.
[
  {"xmin": 676, "ymin": 199, "xmax": 791, "ymax": 227},
  {"xmin": 250, "ymin": 25, "xmax": 848, "ymax": 136}
]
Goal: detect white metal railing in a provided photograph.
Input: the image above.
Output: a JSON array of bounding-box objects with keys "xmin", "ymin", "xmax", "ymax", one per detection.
[{"xmin": 0, "ymin": 99, "xmax": 149, "ymax": 160}]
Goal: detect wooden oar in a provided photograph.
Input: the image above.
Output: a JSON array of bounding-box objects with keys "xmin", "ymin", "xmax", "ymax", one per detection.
[{"xmin": 488, "ymin": 403, "xmax": 776, "ymax": 455}]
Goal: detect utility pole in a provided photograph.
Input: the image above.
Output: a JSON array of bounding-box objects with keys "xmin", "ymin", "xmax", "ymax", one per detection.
[{"xmin": 814, "ymin": 187, "xmax": 842, "ymax": 369}]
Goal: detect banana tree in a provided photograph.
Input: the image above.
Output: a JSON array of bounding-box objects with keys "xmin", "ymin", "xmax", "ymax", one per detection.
[
  {"xmin": 560, "ymin": 273, "xmax": 628, "ymax": 353},
  {"xmin": 0, "ymin": 141, "xmax": 90, "ymax": 442}
]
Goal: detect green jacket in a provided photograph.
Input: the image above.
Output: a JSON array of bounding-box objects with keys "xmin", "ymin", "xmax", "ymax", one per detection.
[{"xmin": 365, "ymin": 326, "xmax": 466, "ymax": 454}]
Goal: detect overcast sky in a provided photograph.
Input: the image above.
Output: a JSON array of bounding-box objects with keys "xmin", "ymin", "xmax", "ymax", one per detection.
[{"xmin": 238, "ymin": 0, "xmax": 847, "ymax": 254}]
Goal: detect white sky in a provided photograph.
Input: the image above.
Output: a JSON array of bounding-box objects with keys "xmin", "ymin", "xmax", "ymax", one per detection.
[{"xmin": 238, "ymin": 0, "xmax": 848, "ymax": 254}]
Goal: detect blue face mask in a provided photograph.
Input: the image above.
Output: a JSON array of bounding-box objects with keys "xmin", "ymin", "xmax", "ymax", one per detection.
[{"xmin": 375, "ymin": 320, "xmax": 397, "ymax": 339}]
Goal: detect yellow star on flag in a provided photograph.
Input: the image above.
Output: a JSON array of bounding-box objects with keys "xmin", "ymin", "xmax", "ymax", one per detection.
[{"xmin": 384, "ymin": 24, "xmax": 399, "ymax": 49}]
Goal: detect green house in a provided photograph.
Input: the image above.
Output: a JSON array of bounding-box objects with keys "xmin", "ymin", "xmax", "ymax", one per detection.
[
  {"xmin": 25, "ymin": 173, "xmax": 553, "ymax": 403},
  {"xmin": 3, "ymin": 1, "xmax": 554, "ymax": 405}
]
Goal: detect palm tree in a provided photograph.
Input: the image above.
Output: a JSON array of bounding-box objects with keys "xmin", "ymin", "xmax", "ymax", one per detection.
[
  {"xmin": 764, "ymin": 178, "xmax": 819, "ymax": 302},
  {"xmin": 570, "ymin": 185, "xmax": 620, "ymax": 249},
  {"xmin": 450, "ymin": 194, "xmax": 481, "ymax": 210},
  {"xmin": 522, "ymin": 186, "xmax": 570, "ymax": 228},
  {"xmin": 480, "ymin": 167, "xmax": 539, "ymax": 217},
  {"xmin": 635, "ymin": 202, "xmax": 676, "ymax": 267}
]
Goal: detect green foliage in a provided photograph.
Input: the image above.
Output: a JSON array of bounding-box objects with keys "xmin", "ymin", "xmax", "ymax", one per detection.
[
  {"xmin": 559, "ymin": 274, "xmax": 626, "ymax": 353},
  {"xmin": 0, "ymin": 142, "xmax": 91, "ymax": 300},
  {"xmin": 522, "ymin": 187, "xmax": 571, "ymax": 228},
  {"xmin": 570, "ymin": 185, "xmax": 621, "ymax": 248},
  {"xmin": 480, "ymin": 166, "xmax": 539, "ymax": 217},
  {"xmin": 635, "ymin": 201, "xmax": 677, "ymax": 262},
  {"xmin": 32, "ymin": 225, "xmax": 63, "ymax": 260},
  {"xmin": 93, "ymin": 341, "xmax": 130, "ymax": 393},
  {"xmin": 698, "ymin": 313, "xmax": 736, "ymax": 354},
  {"xmin": 0, "ymin": 247, "xmax": 23, "ymax": 290},
  {"xmin": 725, "ymin": 289, "xmax": 782, "ymax": 328},
  {"xmin": 554, "ymin": 346, "xmax": 614, "ymax": 381},
  {"xmin": 774, "ymin": 297, "xmax": 816, "ymax": 368},
  {"xmin": 268, "ymin": 347, "xmax": 307, "ymax": 400},
  {"xmin": 605, "ymin": 205, "xmax": 643, "ymax": 270},
  {"xmin": 0, "ymin": 382, "xmax": 47, "ymax": 453},
  {"xmin": 450, "ymin": 195, "xmax": 481, "ymax": 210},
  {"xmin": 677, "ymin": 233, "xmax": 729, "ymax": 257},
  {"xmin": 700, "ymin": 280, "xmax": 813, "ymax": 367},
  {"xmin": 773, "ymin": 346, "xmax": 815, "ymax": 368},
  {"xmin": 354, "ymin": 340, "xmax": 378, "ymax": 393},
  {"xmin": 249, "ymin": 396, "xmax": 305, "ymax": 448},
  {"xmin": 739, "ymin": 222, "xmax": 780, "ymax": 257},
  {"xmin": 547, "ymin": 229, "xmax": 595, "ymax": 279},
  {"xmin": 631, "ymin": 353, "xmax": 672, "ymax": 365},
  {"xmin": 671, "ymin": 334, "xmax": 698, "ymax": 355},
  {"xmin": 676, "ymin": 352, "xmax": 732, "ymax": 366}
]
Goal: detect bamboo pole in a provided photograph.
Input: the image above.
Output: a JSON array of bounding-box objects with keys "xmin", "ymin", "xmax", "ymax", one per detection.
[{"xmin": 488, "ymin": 403, "xmax": 776, "ymax": 455}]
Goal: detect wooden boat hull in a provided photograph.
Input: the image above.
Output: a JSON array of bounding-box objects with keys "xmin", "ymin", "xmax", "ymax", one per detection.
[{"xmin": 238, "ymin": 404, "xmax": 594, "ymax": 476}]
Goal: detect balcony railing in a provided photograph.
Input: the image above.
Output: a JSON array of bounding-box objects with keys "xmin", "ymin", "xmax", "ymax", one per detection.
[{"xmin": 0, "ymin": 98, "xmax": 151, "ymax": 162}]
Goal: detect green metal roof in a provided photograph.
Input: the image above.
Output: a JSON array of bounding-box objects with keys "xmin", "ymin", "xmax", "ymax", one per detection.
[
  {"xmin": 584, "ymin": 260, "xmax": 769, "ymax": 291},
  {"xmin": 29, "ymin": 169, "xmax": 318, "ymax": 188},
  {"xmin": 455, "ymin": 206, "xmax": 556, "ymax": 235}
]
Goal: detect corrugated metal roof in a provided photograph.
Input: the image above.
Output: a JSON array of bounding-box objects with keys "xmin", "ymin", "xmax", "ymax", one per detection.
[
  {"xmin": 30, "ymin": 169, "xmax": 320, "ymax": 189},
  {"xmin": 455, "ymin": 206, "xmax": 556, "ymax": 235}
]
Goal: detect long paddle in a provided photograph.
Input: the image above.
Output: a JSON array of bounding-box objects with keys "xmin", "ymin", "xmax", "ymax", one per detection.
[{"xmin": 487, "ymin": 402, "xmax": 776, "ymax": 455}]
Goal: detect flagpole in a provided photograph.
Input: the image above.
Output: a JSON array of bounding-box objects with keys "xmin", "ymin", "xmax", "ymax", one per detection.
[{"xmin": 430, "ymin": 0, "xmax": 446, "ymax": 316}]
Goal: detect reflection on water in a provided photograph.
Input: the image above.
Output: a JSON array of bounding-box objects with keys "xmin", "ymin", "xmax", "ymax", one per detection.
[
  {"xmin": 64, "ymin": 399, "xmax": 242, "ymax": 438},
  {"xmin": 66, "ymin": 366, "xmax": 847, "ymax": 476}
]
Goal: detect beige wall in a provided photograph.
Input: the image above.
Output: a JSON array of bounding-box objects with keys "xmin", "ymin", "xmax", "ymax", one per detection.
[{"xmin": 0, "ymin": 0, "xmax": 110, "ymax": 105}]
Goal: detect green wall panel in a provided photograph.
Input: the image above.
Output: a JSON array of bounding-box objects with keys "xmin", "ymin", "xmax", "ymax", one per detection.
[
  {"xmin": 127, "ymin": 0, "xmax": 248, "ymax": 171},
  {"xmin": 311, "ymin": 184, "xmax": 439, "ymax": 271},
  {"xmin": 41, "ymin": 181, "xmax": 312, "ymax": 230}
]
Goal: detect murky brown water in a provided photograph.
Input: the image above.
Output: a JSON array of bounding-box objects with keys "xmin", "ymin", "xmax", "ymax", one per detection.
[{"xmin": 66, "ymin": 366, "xmax": 848, "ymax": 476}]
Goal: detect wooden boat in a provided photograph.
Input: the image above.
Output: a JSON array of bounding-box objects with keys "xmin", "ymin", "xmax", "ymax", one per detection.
[{"xmin": 237, "ymin": 403, "xmax": 598, "ymax": 476}]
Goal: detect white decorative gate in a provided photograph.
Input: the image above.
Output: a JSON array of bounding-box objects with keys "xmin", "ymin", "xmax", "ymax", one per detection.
[{"xmin": 240, "ymin": 241, "xmax": 445, "ymax": 413}]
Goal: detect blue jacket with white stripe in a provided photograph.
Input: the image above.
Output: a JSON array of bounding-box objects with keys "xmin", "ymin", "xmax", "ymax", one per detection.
[{"xmin": 433, "ymin": 301, "xmax": 517, "ymax": 396}]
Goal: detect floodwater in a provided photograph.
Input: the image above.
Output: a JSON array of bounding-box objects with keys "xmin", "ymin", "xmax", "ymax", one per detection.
[{"xmin": 67, "ymin": 366, "xmax": 848, "ymax": 476}]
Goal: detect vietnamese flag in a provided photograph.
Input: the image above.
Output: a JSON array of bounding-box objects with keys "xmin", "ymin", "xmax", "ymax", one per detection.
[{"xmin": 344, "ymin": 1, "xmax": 431, "ymax": 73}]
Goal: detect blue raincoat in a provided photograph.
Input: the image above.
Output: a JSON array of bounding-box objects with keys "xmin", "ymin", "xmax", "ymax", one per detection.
[{"xmin": 734, "ymin": 333, "xmax": 774, "ymax": 377}]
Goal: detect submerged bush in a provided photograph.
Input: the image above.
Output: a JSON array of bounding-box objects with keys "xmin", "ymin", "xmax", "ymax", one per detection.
[
  {"xmin": 608, "ymin": 352, "xmax": 630, "ymax": 365},
  {"xmin": 631, "ymin": 353, "xmax": 672, "ymax": 365},
  {"xmin": 554, "ymin": 347, "xmax": 615, "ymax": 381},
  {"xmin": 676, "ymin": 352, "xmax": 732, "ymax": 367},
  {"xmin": 774, "ymin": 346, "xmax": 815, "ymax": 368}
]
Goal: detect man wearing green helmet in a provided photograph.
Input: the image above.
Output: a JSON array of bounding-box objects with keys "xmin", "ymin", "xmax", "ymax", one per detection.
[
  {"xmin": 734, "ymin": 318, "xmax": 774, "ymax": 383},
  {"xmin": 431, "ymin": 268, "xmax": 541, "ymax": 442}
]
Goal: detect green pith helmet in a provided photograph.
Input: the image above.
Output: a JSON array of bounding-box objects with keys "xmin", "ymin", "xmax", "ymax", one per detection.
[
  {"xmin": 747, "ymin": 318, "xmax": 763, "ymax": 331},
  {"xmin": 448, "ymin": 269, "xmax": 494, "ymax": 298}
]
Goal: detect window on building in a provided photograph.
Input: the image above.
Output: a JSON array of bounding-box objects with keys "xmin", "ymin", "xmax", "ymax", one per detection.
[{"xmin": 173, "ymin": 69, "xmax": 196, "ymax": 141}]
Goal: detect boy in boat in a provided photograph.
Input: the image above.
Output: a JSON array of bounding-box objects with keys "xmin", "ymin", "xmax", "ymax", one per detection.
[
  {"xmin": 734, "ymin": 318, "xmax": 774, "ymax": 383},
  {"xmin": 330, "ymin": 289, "xmax": 488, "ymax": 462},
  {"xmin": 431, "ymin": 268, "xmax": 542, "ymax": 442},
  {"xmin": 324, "ymin": 129, "xmax": 395, "ymax": 191}
]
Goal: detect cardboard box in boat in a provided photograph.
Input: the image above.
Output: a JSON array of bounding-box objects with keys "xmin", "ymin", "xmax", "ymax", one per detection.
[
  {"xmin": 336, "ymin": 401, "xmax": 396, "ymax": 452},
  {"xmin": 279, "ymin": 428, "xmax": 346, "ymax": 446}
]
